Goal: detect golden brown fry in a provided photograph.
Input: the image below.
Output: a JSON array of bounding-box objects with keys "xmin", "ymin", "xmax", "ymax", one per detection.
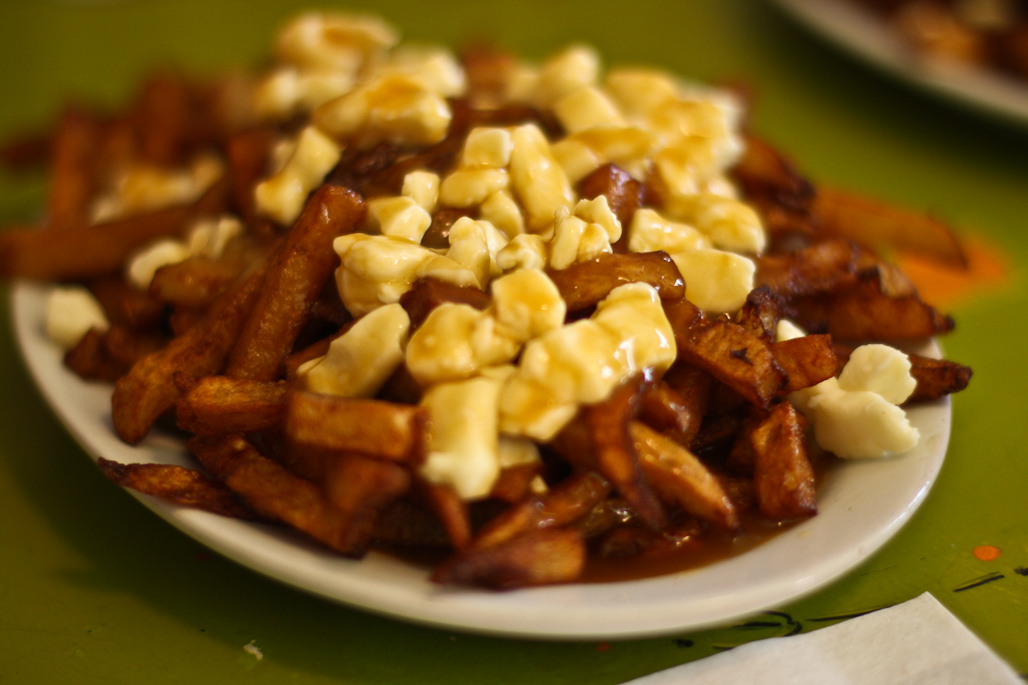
[
  {"xmin": 755, "ymin": 239, "xmax": 861, "ymax": 298},
  {"xmin": 639, "ymin": 380, "xmax": 703, "ymax": 448},
  {"xmin": 46, "ymin": 107, "xmax": 102, "ymax": 230},
  {"xmin": 225, "ymin": 185, "xmax": 366, "ymax": 381},
  {"xmin": 226, "ymin": 127, "xmax": 276, "ymax": 236},
  {"xmin": 814, "ymin": 186, "xmax": 968, "ymax": 268},
  {"xmin": 188, "ymin": 434, "xmax": 378, "ymax": 556},
  {"xmin": 0, "ymin": 174, "xmax": 229, "ymax": 281},
  {"xmin": 285, "ymin": 389, "xmax": 427, "ymax": 465},
  {"xmin": 111, "ymin": 257, "xmax": 268, "ymax": 444},
  {"xmin": 418, "ymin": 481, "xmax": 473, "ymax": 551},
  {"xmin": 474, "ymin": 471, "xmax": 611, "ymax": 548},
  {"xmin": 149, "ymin": 255, "xmax": 251, "ymax": 308},
  {"xmin": 432, "ymin": 528, "xmax": 586, "ymax": 589},
  {"xmin": 547, "ymin": 251, "xmax": 685, "ymax": 312},
  {"xmin": 671, "ymin": 301, "xmax": 787, "ymax": 409},
  {"xmin": 631, "ymin": 421, "xmax": 740, "ymax": 531},
  {"xmin": 745, "ymin": 402, "xmax": 816, "ymax": 520},
  {"xmin": 399, "ymin": 277, "xmax": 490, "ymax": 329},
  {"xmin": 771, "ymin": 334, "xmax": 837, "ymax": 394},
  {"xmin": 97, "ymin": 456, "xmax": 255, "ymax": 519},
  {"xmin": 88, "ymin": 276, "xmax": 165, "ymax": 330},
  {"xmin": 792, "ymin": 275, "xmax": 955, "ymax": 341},
  {"xmin": 735, "ymin": 285, "xmax": 782, "ymax": 342},
  {"xmin": 585, "ymin": 377, "xmax": 667, "ymax": 530},
  {"xmin": 577, "ymin": 163, "xmax": 644, "ymax": 233},
  {"xmin": 175, "ymin": 376, "xmax": 288, "ymax": 435}
]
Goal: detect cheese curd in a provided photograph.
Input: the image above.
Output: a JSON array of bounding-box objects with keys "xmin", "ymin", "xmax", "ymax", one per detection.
[
  {"xmin": 778, "ymin": 321, "xmax": 921, "ymax": 459},
  {"xmin": 297, "ymin": 303, "xmax": 410, "ymax": 398},
  {"xmin": 45, "ymin": 287, "xmax": 110, "ymax": 350}
]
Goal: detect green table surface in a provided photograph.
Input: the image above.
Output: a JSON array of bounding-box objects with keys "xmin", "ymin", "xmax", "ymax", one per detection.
[{"xmin": 1, "ymin": 1, "xmax": 1026, "ymax": 682}]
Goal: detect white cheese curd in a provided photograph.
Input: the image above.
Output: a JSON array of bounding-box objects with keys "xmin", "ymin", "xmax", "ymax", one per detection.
[
  {"xmin": 334, "ymin": 233, "xmax": 479, "ymax": 316},
  {"xmin": 669, "ymin": 248, "xmax": 755, "ymax": 314},
  {"xmin": 125, "ymin": 215, "xmax": 243, "ymax": 290},
  {"xmin": 297, "ymin": 303, "xmax": 410, "ymax": 398},
  {"xmin": 405, "ymin": 303, "xmax": 520, "ymax": 386},
  {"xmin": 837, "ymin": 344, "xmax": 917, "ymax": 405},
  {"xmin": 45, "ymin": 287, "xmax": 110, "ymax": 350},
  {"xmin": 807, "ymin": 389, "xmax": 920, "ymax": 460},
  {"xmin": 367, "ymin": 196, "xmax": 432, "ymax": 243},
  {"xmin": 419, "ymin": 366, "xmax": 513, "ymax": 500},
  {"xmin": 255, "ymin": 125, "xmax": 341, "ymax": 225},
  {"xmin": 500, "ymin": 283, "xmax": 675, "ymax": 440}
]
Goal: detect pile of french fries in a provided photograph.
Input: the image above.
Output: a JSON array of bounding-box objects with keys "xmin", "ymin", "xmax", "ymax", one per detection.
[{"xmin": 0, "ymin": 15, "xmax": 972, "ymax": 589}]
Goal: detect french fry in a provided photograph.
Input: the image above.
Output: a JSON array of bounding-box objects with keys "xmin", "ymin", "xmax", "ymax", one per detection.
[
  {"xmin": 111, "ymin": 256, "xmax": 268, "ymax": 444},
  {"xmin": 744, "ymin": 402, "xmax": 816, "ymax": 520},
  {"xmin": 225, "ymin": 185, "xmax": 366, "ymax": 381},
  {"xmin": 418, "ymin": 481, "xmax": 473, "ymax": 551},
  {"xmin": 474, "ymin": 470, "xmax": 611, "ymax": 548},
  {"xmin": 175, "ymin": 376, "xmax": 288, "ymax": 435},
  {"xmin": 431, "ymin": 528, "xmax": 586, "ymax": 589},
  {"xmin": 399, "ymin": 277, "xmax": 490, "ymax": 329},
  {"xmin": 97, "ymin": 456, "xmax": 256, "ymax": 519},
  {"xmin": 46, "ymin": 107, "xmax": 102, "ymax": 230},
  {"xmin": 0, "ymin": 173, "xmax": 229, "ymax": 281},
  {"xmin": 149, "ymin": 255, "xmax": 252, "ymax": 308},
  {"xmin": 813, "ymin": 186, "xmax": 968, "ymax": 268},
  {"xmin": 631, "ymin": 421, "xmax": 740, "ymax": 531},
  {"xmin": 670, "ymin": 299, "xmax": 788, "ymax": 409},
  {"xmin": 577, "ymin": 163, "xmax": 644, "ymax": 232},
  {"xmin": 584, "ymin": 377, "xmax": 667, "ymax": 530},
  {"xmin": 547, "ymin": 251, "xmax": 685, "ymax": 312},
  {"xmin": 771, "ymin": 334, "xmax": 837, "ymax": 394},
  {"xmin": 792, "ymin": 275, "xmax": 955, "ymax": 341},
  {"xmin": 285, "ymin": 389, "xmax": 427, "ymax": 465},
  {"xmin": 188, "ymin": 434, "xmax": 379, "ymax": 556}
]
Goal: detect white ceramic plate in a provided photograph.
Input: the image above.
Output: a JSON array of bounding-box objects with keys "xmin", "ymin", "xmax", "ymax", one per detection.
[
  {"xmin": 12, "ymin": 280, "xmax": 951, "ymax": 640},
  {"xmin": 771, "ymin": 0, "xmax": 1028, "ymax": 126}
]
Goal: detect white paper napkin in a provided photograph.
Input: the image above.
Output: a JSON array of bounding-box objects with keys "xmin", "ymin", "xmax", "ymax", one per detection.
[{"xmin": 622, "ymin": 593, "xmax": 1022, "ymax": 685}]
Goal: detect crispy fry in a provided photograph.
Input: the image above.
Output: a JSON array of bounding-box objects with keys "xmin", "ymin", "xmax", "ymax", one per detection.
[
  {"xmin": 46, "ymin": 107, "xmax": 102, "ymax": 230},
  {"xmin": 0, "ymin": 173, "xmax": 229, "ymax": 281},
  {"xmin": 745, "ymin": 402, "xmax": 816, "ymax": 520},
  {"xmin": 285, "ymin": 389, "xmax": 427, "ymax": 465},
  {"xmin": 671, "ymin": 301, "xmax": 787, "ymax": 409},
  {"xmin": 175, "ymin": 376, "xmax": 288, "ymax": 435},
  {"xmin": 814, "ymin": 186, "xmax": 968, "ymax": 268},
  {"xmin": 111, "ymin": 256, "xmax": 268, "ymax": 444},
  {"xmin": 399, "ymin": 277, "xmax": 490, "ymax": 329},
  {"xmin": 149, "ymin": 255, "xmax": 252, "ymax": 308},
  {"xmin": 771, "ymin": 334, "xmax": 837, "ymax": 394},
  {"xmin": 431, "ymin": 528, "xmax": 586, "ymax": 589},
  {"xmin": 225, "ymin": 185, "xmax": 365, "ymax": 381},
  {"xmin": 418, "ymin": 481, "xmax": 473, "ymax": 551},
  {"xmin": 735, "ymin": 285, "xmax": 782, "ymax": 342},
  {"xmin": 474, "ymin": 470, "xmax": 611, "ymax": 548},
  {"xmin": 88, "ymin": 276, "xmax": 165, "ymax": 330},
  {"xmin": 792, "ymin": 275, "xmax": 955, "ymax": 341},
  {"xmin": 97, "ymin": 456, "xmax": 255, "ymax": 519},
  {"xmin": 578, "ymin": 163, "xmax": 644, "ymax": 234},
  {"xmin": 631, "ymin": 421, "xmax": 740, "ymax": 531},
  {"xmin": 585, "ymin": 377, "xmax": 667, "ymax": 530},
  {"xmin": 547, "ymin": 251, "xmax": 685, "ymax": 312},
  {"xmin": 188, "ymin": 434, "xmax": 378, "ymax": 556},
  {"xmin": 755, "ymin": 239, "xmax": 861, "ymax": 298}
]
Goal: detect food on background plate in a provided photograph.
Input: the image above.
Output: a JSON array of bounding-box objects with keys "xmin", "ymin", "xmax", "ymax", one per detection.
[
  {"xmin": 0, "ymin": 10, "xmax": 972, "ymax": 589},
  {"xmin": 845, "ymin": 0, "xmax": 1028, "ymax": 83}
]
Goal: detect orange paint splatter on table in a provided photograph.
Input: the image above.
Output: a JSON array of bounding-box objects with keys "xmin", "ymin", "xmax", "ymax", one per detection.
[
  {"xmin": 897, "ymin": 235, "xmax": 1010, "ymax": 308},
  {"xmin": 973, "ymin": 545, "xmax": 1002, "ymax": 561}
]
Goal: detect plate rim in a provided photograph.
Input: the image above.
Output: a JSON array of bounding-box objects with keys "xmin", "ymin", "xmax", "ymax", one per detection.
[
  {"xmin": 11, "ymin": 279, "xmax": 952, "ymax": 640},
  {"xmin": 770, "ymin": 0, "xmax": 1028, "ymax": 127}
]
